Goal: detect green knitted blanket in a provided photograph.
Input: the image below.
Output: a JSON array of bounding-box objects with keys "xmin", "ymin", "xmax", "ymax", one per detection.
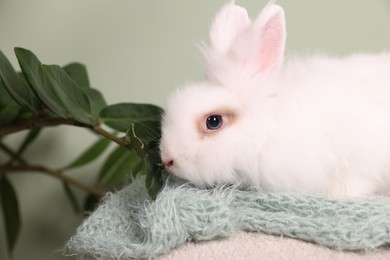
[{"xmin": 65, "ymin": 177, "xmax": 390, "ymax": 259}]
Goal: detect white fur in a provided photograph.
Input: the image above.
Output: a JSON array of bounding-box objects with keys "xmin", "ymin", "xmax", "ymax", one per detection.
[{"xmin": 160, "ymin": 2, "xmax": 390, "ymax": 196}]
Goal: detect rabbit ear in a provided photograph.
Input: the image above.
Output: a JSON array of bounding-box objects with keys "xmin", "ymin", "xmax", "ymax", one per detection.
[
  {"xmin": 250, "ymin": 2, "xmax": 286, "ymax": 74},
  {"xmin": 209, "ymin": 1, "xmax": 251, "ymax": 54},
  {"xmin": 203, "ymin": 2, "xmax": 286, "ymax": 86}
]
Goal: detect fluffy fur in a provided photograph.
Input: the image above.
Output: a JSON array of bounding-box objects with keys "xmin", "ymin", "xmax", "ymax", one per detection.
[{"xmin": 160, "ymin": 1, "xmax": 390, "ymax": 196}]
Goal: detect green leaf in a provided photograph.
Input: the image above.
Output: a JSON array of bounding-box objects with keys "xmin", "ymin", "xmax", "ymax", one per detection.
[
  {"xmin": 131, "ymin": 160, "xmax": 146, "ymax": 179},
  {"xmin": 100, "ymin": 103, "xmax": 163, "ymax": 133},
  {"xmin": 63, "ymin": 62, "xmax": 90, "ymax": 88},
  {"xmin": 16, "ymin": 128, "xmax": 42, "ymax": 157},
  {"xmin": 145, "ymin": 170, "xmax": 163, "ymax": 200},
  {"xmin": 105, "ymin": 153, "xmax": 142, "ymax": 187},
  {"xmin": 125, "ymin": 124, "xmax": 163, "ymax": 161},
  {"xmin": 0, "ymin": 80, "xmax": 21, "ymax": 125},
  {"xmin": 0, "ymin": 79, "xmax": 19, "ymax": 107},
  {"xmin": 144, "ymin": 153, "xmax": 163, "ymax": 199},
  {"xmin": 82, "ymin": 88, "xmax": 106, "ymax": 118},
  {"xmin": 62, "ymin": 182, "xmax": 80, "ymax": 213},
  {"xmin": 84, "ymin": 194, "xmax": 100, "ymax": 214},
  {"xmin": 143, "ymin": 142, "xmax": 164, "ymax": 199},
  {"xmin": 100, "ymin": 103, "xmax": 163, "ymax": 142},
  {"xmin": 0, "ymin": 50, "xmax": 40, "ymax": 113},
  {"xmin": 98, "ymin": 146, "xmax": 143, "ymax": 187},
  {"xmin": 0, "ymin": 103, "xmax": 20, "ymax": 126},
  {"xmin": 98, "ymin": 145, "xmax": 127, "ymax": 181},
  {"xmin": 14, "ymin": 47, "xmax": 68, "ymax": 118},
  {"xmin": 0, "ymin": 176, "xmax": 21, "ymax": 252},
  {"xmin": 42, "ymin": 64, "xmax": 95, "ymax": 124},
  {"xmin": 64, "ymin": 138, "xmax": 111, "ymax": 170},
  {"xmin": 17, "ymin": 108, "xmax": 34, "ymax": 120}
]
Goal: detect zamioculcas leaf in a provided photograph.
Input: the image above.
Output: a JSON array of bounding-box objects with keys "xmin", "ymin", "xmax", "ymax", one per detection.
[
  {"xmin": 17, "ymin": 108, "xmax": 34, "ymax": 121},
  {"xmin": 42, "ymin": 64, "xmax": 95, "ymax": 124},
  {"xmin": 100, "ymin": 103, "xmax": 163, "ymax": 136},
  {"xmin": 62, "ymin": 182, "xmax": 80, "ymax": 213},
  {"xmin": 14, "ymin": 48, "xmax": 68, "ymax": 118},
  {"xmin": 98, "ymin": 145, "xmax": 143, "ymax": 187},
  {"xmin": 81, "ymin": 88, "xmax": 107, "ymax": 118},
  {"xmin": 145, "ymin": 170, "xmax": 163, "ymax": 200},
  {"xmin": 0, "ymin": 79, "xmax": 19, "ymax": 107},
  {"xmin": 133, "ymin": 120, "xmax": 162, "ymax": 142},
  {"xmin": 16, "ymin": 128, "xmax": 42, "ymax": 157},
  {"xmin": 0, "ymin": 176, "xmax": 21, "ymax": 252},
  {"xmin": 0, "ymin": 50, "xmax": 40, "ymax": 113},
  {"xmin": 131, "ymin": 159, "xmax": 146, "ymax": 179},
  {"xmin": 84, "ymin": 194, "xmax": 100, "ymax": 213},
  {"xmin": 144, "ymin": 154, "xmax": 163, "ymax": 199},
  {"xmin": 98, "ymin": 145, "xmax": 128, "ymax": 182},
  {"xmin": 63, "ymin": 62, "xmax": 90, "ymax": 88},
  {"xmin": 102, "ymin": 152, "xmax": 143, "ymax": 187},
  {"xmin": 64, "ymin": 138, "xmax": 111, "ymax": 170},
  {"xmin": 0, "ymin": 103, "xmax": 20, "ymax": 126},
  {"xmin": 0, "ymin": 80, "xmax": 21, "ymax": 125}
]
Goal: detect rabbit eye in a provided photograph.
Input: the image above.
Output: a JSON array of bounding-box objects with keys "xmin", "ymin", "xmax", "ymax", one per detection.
[
  {"xmin": 198, "ymin": 111, "xmax": 237, "ymax": 137},
  {"xmin": 206, "ymin": 115, "xmax": 223, "ymax": 130}
]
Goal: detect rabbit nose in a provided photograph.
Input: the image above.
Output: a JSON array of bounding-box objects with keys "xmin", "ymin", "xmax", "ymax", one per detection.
[{"xmin": 164, "ymin": 159, "xmax": 174, "ymax": 168}]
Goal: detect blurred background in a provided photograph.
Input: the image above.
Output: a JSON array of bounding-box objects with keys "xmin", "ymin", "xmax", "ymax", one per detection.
[{"xmin": 0, "ymin": 0, "xmax": 389, "ymax": 259}]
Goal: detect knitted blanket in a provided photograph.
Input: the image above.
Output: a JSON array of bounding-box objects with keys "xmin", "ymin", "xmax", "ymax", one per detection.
[{"xmin": 65, "ymin": 177, "xmax": 390, "ymax": 259}]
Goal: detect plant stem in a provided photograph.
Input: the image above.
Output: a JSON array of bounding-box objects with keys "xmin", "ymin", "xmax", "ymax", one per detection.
[
  {"xmin": 0, "ymin": 117, "xmax": 136, "ymax": 153},
  {"xmin": 92, "ymin": 125, "xmax": 136, "ymax": 153},
  {"xmin": 0, "ymin": 165, "xmax": 104, "ymax": 198},
  {"xmin": 0, "ymin": 117, "xmax": 137, "ymax": 198},
  {"xmin": 0, "ymin": 117, "xmax": 92, "ymax": 138}
]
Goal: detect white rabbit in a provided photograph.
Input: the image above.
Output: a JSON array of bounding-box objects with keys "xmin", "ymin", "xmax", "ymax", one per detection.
[{"xmin": 159, "ymin": 1, "xmax": 390, "ymax": 196}]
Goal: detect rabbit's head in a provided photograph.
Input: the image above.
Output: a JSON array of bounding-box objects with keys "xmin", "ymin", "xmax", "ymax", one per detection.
[{"xmin": 160, "ymin": 2, "xmax": 286, "ymax": 185}]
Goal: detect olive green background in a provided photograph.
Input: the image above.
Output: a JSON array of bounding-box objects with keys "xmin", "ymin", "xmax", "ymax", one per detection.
[{"xmin": 1, "ymin": 0, "xmax": 389, "ymax": 259}]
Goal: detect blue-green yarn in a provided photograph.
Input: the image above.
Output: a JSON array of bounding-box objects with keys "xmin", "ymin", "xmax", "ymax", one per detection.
[{"xmin": 65, "ymin": 178, "xmax": 390, "ymax": 259}]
